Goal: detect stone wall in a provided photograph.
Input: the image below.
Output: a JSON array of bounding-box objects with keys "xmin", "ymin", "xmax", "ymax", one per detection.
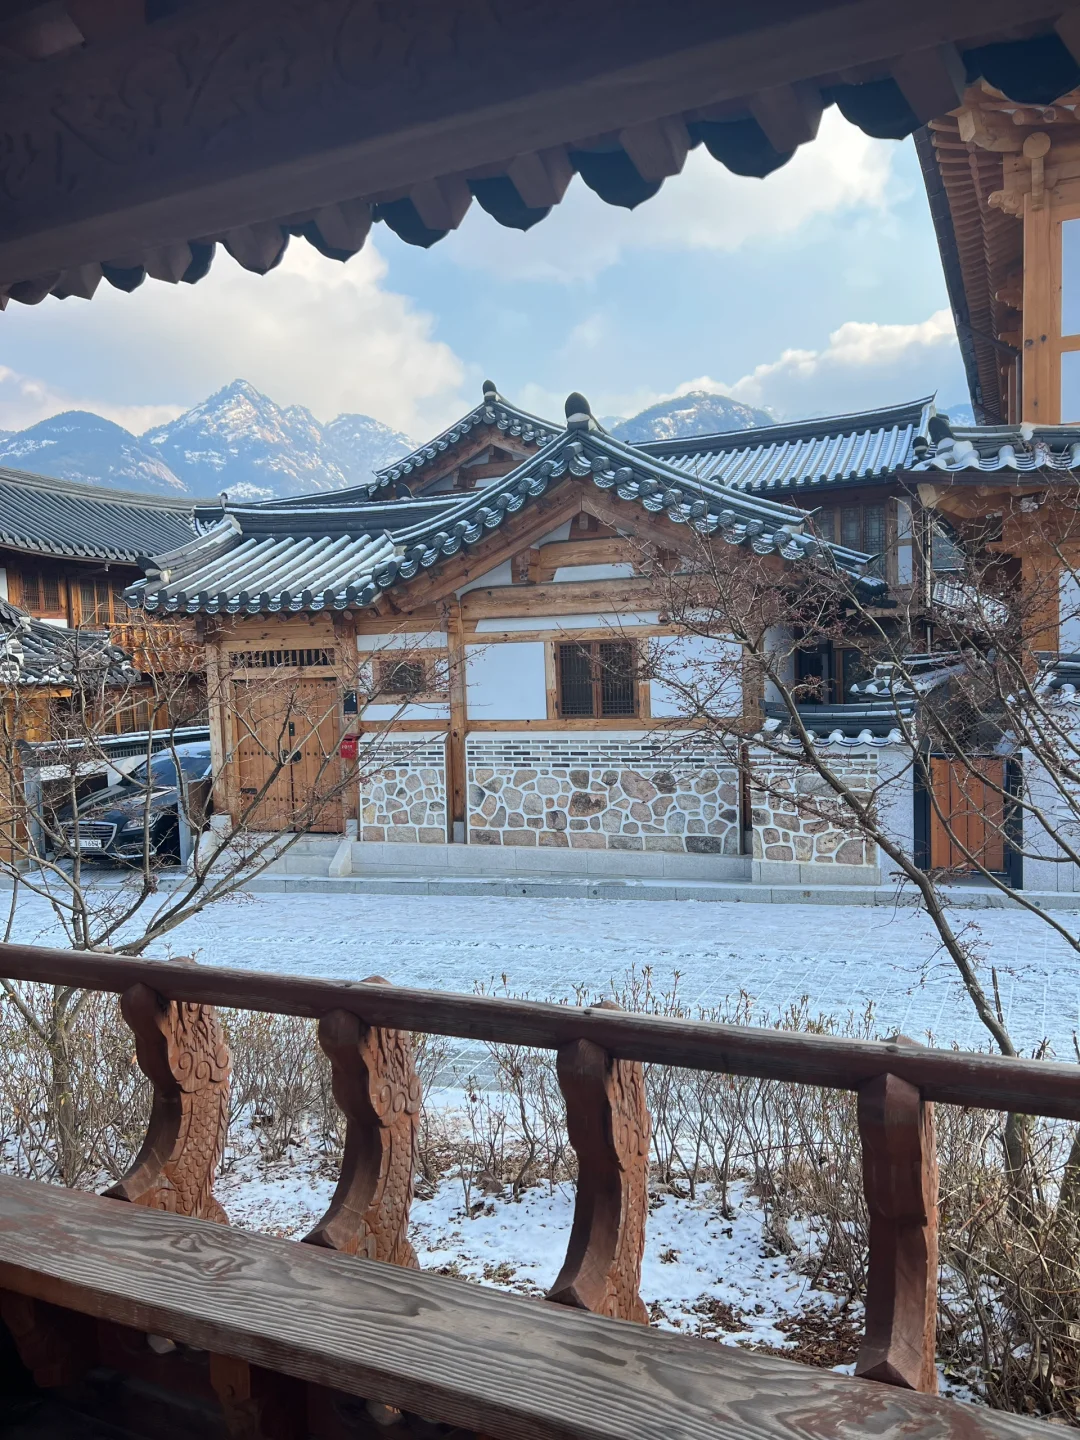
[
  {"xmin": 360, "ymin": 737, "xmax": 447, "ymax": 843},
  {"xmin": 466, "ymin": 735, "xmax": 740, "ymax": 851},
  {"xmin": 749, "ymin": 748, "xmax": 878, "ymax": 883}
]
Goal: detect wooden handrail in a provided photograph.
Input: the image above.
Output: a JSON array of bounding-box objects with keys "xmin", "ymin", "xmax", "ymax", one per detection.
[
  {"xmin": 1, "ymin": 937, "xmax": 1076, "ymax": 1415},
  {"xmin": 1, "ymin": 941, "xmax": 1078, "ymax": 1118}
]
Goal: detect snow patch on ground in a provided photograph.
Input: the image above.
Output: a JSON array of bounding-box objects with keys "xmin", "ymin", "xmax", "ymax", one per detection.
[{"xmin": 217, "ymin": 1145, "xmax": 848, "ymax": 1354}]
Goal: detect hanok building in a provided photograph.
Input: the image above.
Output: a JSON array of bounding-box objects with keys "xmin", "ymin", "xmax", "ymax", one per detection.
[
  {"xmin": 0, "ymin": 467, "xmax": 196, "ymax": 628},
  {"xmin": 126, "ymin": 387, "xmax": 974, "ymax": 887},
  {"xmin": 0, "ymin": 467, "xmax": 205, "ymax": 734}
]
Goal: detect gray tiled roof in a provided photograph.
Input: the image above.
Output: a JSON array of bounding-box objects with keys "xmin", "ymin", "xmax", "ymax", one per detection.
[
  {"xmin": 910, "ymin": 423, "xmax": 1080, "ymax": 475},
  {"xmin": 0, "ymin": 468, "xmax": 198, "ymax": 563},
  {"xmin": 639, "ymin": 399, "xmax": 932, "ymax": 494},
  {"xmin": 0, "ymin": 598, "xmax": 137, "ymax": 687},
  {"xmin": 128, "ymin": 405, "xmax": 885, "ymax": 618},
  {"xmin": 374, "ymin": 382, "xmax": 561, "ymax": 490},
  {"xmin": 764, "ymin": 698, "xmax": 914, "ymax": 743}
]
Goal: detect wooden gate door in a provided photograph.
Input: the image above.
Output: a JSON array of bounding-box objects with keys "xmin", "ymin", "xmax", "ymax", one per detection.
[
  {"xmin": 289, "ymin": 679, "xmax": 343, "ymax": 834},
  {"xmin": 233, "ymin": 681, "xmax": 296, "ymax": 829},
  {"xmin": 232, "ymin": 679, "xmax": 341, "ymax": 832},
  {"xmin": 928, "ymin": 757, "xmax": 1006, "ymax": 873}
]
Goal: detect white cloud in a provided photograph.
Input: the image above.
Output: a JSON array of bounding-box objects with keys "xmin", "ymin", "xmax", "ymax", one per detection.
[
  {"xmin": 0, "ymin": 366, "xmax": 183, "ymax": 433},
  {"xmin": 442, "ymin": 109, "xmax": 896, "ymax": 283},
  {"xmin": 6, "ymin": 240, "xmax": 468, "ymax": 436},
  {"xmin": 563, "ymin": 309, "xmax": 965, "ymax": 423}
]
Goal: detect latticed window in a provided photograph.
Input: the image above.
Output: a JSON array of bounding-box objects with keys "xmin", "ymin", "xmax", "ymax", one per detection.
[
  {"xmin": 382, "ymin": 658, "xmax": 425, "ymax": 696},
  {"xmin": 229, "ymin": 648, "xmax": 335, "ymax": 669},
  {"xmin": 18, "ymin": 569, "xmax": 64, "ymax": 614},
  {"xmin": 556, "ymin": 641, "xmax": 637, "ymax": 718},
  {"xmin": 79, "ymin": 578, "xmax": 115, "ymax": 625},
  {"xmin": 372, "ymin": 653, "xmax": 447, "ymax": 699},
  {"xmin": 817, "ymin": 504, "xmax": 887, "ymax": 578}
]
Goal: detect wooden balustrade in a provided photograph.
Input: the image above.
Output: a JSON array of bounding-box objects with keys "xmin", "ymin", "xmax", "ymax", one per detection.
[
  {"xmin": 1, "ymin": 940, "xmax": 1078, "ymax": 1437},
  {"xmin": 110, "ymin": 620, "xmax": 201, "ymax": 674}
]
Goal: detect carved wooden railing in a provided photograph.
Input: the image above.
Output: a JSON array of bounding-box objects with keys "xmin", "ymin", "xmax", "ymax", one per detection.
[{"xmin": 2, "ymin": 943, "xmax": 1080, "ymax": 1423}]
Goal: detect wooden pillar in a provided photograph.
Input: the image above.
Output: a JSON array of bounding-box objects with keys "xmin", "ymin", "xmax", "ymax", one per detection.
[
  {"xmin": 547, "ymin": 1001, "xmax": 651, "ymax": 1323},
  {"xmin": 1022, "ymin": 192, "xmax": 1056, "ymax": 424},
  {"xmin": 1021, "ymin": 548, "xmax": 1061, "ymax": 654},
  {"xmin": 855, "ymin": 1070, "xmax": 938, "ymax": 1393},
  {"xmin": 444, "ymin": 597, "xmax": 467, "ymax": 842},
  {"xmin": 202, "ymin": 621, "xmax": 233, "ymax": 826},
  {"xmin": 104, "ymin": 982, "xmax": 230, "ymax": 1222},
  {"xmin": 303, "ymin": 981, "xmax": 420, "ymax": 1266}
]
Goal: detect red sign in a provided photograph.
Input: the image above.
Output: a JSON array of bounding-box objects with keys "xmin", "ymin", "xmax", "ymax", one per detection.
[{"xmin": 339, "ymin": 733, "xmax": 358, "ymax": 760}]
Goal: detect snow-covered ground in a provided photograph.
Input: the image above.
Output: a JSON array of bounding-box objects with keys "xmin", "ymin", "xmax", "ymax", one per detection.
[
  {"xmin": 5, "ymin": 885, "xmax": 1040, "ymax": 1397},
  {"xmin": 9, "ymin": 886, "xmax": 1080, "ymax": 1055},
  {"xmin": 217, "ymin": 1141, "xmax": 862, "ymax": 1370}
]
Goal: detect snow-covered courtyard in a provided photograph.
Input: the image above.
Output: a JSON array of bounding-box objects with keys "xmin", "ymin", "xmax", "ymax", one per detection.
[{"xmin": 10, "ymin": 887, "xmax": 1080, "ymax": 1056}]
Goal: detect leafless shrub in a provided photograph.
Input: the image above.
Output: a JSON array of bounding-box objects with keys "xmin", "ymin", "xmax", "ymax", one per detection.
[{"xmin": 0, "ymin": 984, "xmax": 148, "ymax": 1187}]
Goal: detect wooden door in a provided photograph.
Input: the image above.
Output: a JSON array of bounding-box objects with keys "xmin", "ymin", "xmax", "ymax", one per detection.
[
  {"xmin": 928, "ymin": 757, "xmax": 1006, "ymax": 873},
  {"xmin": 232, "ymin": 682, "xmax": 297, "ymax": 829},
  {"xmin": 288, "ymin": 679, "xmax": 342, "ymax": 834}
]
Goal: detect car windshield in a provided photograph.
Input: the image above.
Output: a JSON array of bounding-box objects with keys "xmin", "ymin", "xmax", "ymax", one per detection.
[{"xmin": 127, "ymin": 748, "xmax": 211, "ymax": 789}]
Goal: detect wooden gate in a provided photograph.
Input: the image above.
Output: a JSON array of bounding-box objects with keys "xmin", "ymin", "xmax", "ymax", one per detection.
[
  {"xmin": 232, "ymin": 678, "xmax": 342, "ymax": 833},
  {"xmin": 928, "ymin": 757, "xmax": 1005, "ymax": 873}
]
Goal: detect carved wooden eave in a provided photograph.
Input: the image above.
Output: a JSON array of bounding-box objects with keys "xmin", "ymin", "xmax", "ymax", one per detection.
[
  {"xmin": 0, "ymin": 1, "xmax": 1077, "ymax": 309},
  {"xmin": 919, "ymin": 61, "xmax": 1080, "ymax": 423}
]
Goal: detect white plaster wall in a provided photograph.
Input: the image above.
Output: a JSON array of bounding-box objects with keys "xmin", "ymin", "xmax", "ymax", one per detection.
[
  {"xmin": 873, "ymin": 743, "xmax": 916, "ymax": 881},
  {"xmin": 466, "ymin": 641, "xmax": 548, "ymax": 720},
  {"xmin": 650, "ymin": 635, "xmax": 743, "ymax": 718},
  {"xmin": 474, "ymin": 612, "xmax": 660, "ymax": 633},
  {"xmin": 552, "ymin": 563, "xmax": 636, "ymax": 582},
  {"xmin": 356, "ymin": 631, "xmax": 446, "ymax": 651},
  {"xmin": 360, "ymin": 702, "xmax": 451, "ymax": 720},
  {"xmin": 1020, "ymin": 748, "xmax": 1080, "ymax": 892},
  {"xmin": 763, "ymin": 625, "xmax": 795, "ymax": 704},
  {"xmin": 0, "ymin": 568, "xmax": 8, "ymax": 601},
  {"xmin": 1060, "ymin": 569, "xmax": 1080, "ymax": 653}
]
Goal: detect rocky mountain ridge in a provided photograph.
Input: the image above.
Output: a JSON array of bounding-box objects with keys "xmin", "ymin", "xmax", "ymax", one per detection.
[
  {"xmin": 0, "ymin": 381, "xmax": 779, "ymax": 499},
  {"xmin": 0, "ymin": 380, "xmax": 414, "ymax": 500}
]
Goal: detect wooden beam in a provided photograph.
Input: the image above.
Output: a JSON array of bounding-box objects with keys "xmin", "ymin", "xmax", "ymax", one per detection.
[
  {"xmin": 461, "ymin": 577, "xmax": 661, "ymax": 621},
  {"xmin": 1022, "ymin": 190, "xmax": 1057, "ymax": 424},
  {"xmin": 2, "ymin": 943, "xmax": 1080, "ymax": 1119},
  {"xmin": 0, "ymin": 0, "xmax": 1067, "ymax": 284},
  {"xmin": 0, "ymin": 1175, "xmax": 1055, "ymax": 1440}
]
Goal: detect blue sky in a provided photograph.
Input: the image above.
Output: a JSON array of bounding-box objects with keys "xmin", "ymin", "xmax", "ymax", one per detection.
[{"xmin": 0, "ymin": 112, "xmax": 970, "ymax": 441}]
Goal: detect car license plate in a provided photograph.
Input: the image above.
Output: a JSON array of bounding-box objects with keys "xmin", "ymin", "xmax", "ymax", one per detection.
[{"xmin": 74, "ymin": 837, "xmax": 103, "ymax": 850}]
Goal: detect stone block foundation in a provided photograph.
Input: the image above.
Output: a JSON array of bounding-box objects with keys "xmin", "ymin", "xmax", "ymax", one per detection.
[
  {"xmin": 360, "ymin": 737, "xmax": 447, "ymax": 843},
  {"xmin": 466, "ymin": 734, "xmax": 740, "ymax": 852}
]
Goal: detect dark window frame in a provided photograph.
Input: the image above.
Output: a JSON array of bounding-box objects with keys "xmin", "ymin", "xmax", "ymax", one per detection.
[
  {"xmin": 814, "ymin": 501, "xmax": 889, "ymax": 579},
  {"xmin": 555, "ymin": 640, "xmax": 639, "ymax": 719}
]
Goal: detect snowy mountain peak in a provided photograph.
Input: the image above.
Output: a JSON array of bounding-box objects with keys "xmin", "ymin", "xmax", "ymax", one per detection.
[
  {"xmin": 611, "ymin": 391, "xmax": 773, "ymax": 444},
  {"xmin": 141, "ymin": 382, "xmax": 412, "ymax": 499}
]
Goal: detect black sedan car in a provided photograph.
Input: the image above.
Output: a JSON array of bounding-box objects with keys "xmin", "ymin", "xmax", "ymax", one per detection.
[{"xmin": 55, "ymin": 742, "xmax": 213, "ymax": 865}]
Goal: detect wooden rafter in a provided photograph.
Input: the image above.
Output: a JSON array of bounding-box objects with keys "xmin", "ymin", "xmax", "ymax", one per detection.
[{"xmin": 0, "ymin": 0, "xmax": 1073, "ymax": 301}]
